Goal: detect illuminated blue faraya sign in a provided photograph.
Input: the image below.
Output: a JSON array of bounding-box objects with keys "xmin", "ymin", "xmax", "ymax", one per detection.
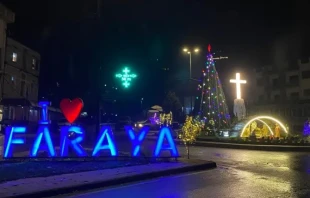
[{"xmin": 3, "ymin": 100, "xmax": 179, "ymax": 158}]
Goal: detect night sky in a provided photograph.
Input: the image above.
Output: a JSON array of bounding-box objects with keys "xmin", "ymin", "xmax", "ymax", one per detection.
[{"xmin": 1, "ymin": 0, "xmax": 310, "ymax": 114}]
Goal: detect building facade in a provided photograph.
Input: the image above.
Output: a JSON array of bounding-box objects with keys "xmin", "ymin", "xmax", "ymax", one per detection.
[
  {"xmin": 248, "ymin": 58, "xmax": 310, "ymax": 134},
  {"xmin": 3, "ymin": 38, "xmax": 40, "ymax": 101},
  {"xmin": 0, "ymin": 4, "xmax": 46, "ymax": 131},
  {"xmin": 0, "ymin": 3, "xmax": 15, "ymax": 96},
  {"xmin": 0, "ymin": 37, "xmax": 41, "ymax": 124}
]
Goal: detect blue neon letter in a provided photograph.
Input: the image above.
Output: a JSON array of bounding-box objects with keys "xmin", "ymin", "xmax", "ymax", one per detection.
[
  {"xmin": 3, "ymin": 126, "xmax": 26, "ymax": 158},
  {"xmin": 38, "ymin": 101, "xmax": 50, "ymax": 124},
  {"xmin": 30, "ymin": 126, "xmax": 56, "ymax": 157},
  {"xmin": 92, "ymin": 126, "xmax": 117, "ymax": 156},
  {"xmin": 154, "ymin": 127, "xmax": 179, "ymax": 157},
  {"xmin": 125, "ymin": 126, "xmax": 149, "ymax": 156},
  {"xmin": 30, "ymin": 101, "xmax": 56, "ymax": 157},
  {"xmin": 60, "ymin": 126, "xmax": 87, "ymax": 157}
]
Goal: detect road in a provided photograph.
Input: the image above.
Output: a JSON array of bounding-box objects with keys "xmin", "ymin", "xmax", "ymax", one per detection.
[{"xmin": 62, "ymin": 146, "xmax": 310, "ymax": 198}]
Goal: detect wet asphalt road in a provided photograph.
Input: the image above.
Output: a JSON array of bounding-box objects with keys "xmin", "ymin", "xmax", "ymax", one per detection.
[{"xmin": 67, "ymin": 146, "xmax": 310, "ymax": 198}]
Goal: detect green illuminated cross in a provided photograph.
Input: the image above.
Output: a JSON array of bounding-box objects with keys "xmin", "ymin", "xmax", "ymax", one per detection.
[{"xmin": 115, "ymin": 67, "xmax": 137, "ymax": 88}]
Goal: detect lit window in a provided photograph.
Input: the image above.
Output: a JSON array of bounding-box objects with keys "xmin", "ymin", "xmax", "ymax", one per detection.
[
  {"xmin": 11, "ymin": 76, "xmax": 15, "ymax": 85},
  {"xmin": 12, "ymin": 52, "xmax": 17, "ymax": 62},
  {"xmin": 32, "ymin": 58, "xmax": 36, "ymax": 69}
]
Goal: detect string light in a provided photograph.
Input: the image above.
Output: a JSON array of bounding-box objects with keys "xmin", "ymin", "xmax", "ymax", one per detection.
[
  {"xmin": 197, "ymin": 44, "xmax": 230, "ymax": 129},
  {"xmin": 181, "ymin": 116, "xmax": 201, "ymax": 144}
]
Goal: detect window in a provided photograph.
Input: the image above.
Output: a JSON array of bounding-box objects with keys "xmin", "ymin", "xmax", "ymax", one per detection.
[
  {"xmin": 289, "ymin": 75, "xmax": 299, "ymax": 85},
  {"xmin": 26, "ymin": 86, "xmax": 29, "ymax": 98},
  {"xmin": 274, "ymin": 94, "xmax": 280, "ymax": 101},
  {"xmin": 292, "ymin": 109, "xmax": 302, "ymax": 117},
  {"xmin": 32, "ymin": 58, "xmax": 36, "ymax": 70},
  {"xmin": 20, "ymin": 73, "xmax": 26, "ymax": 97},
  {"xmin": 256, "ymin": 78, "xmax": 264, "ymax": 86},
  {"xmin": 29, "ymin": 109, "xmax": 39, "ymax": 122},
  {"xmin": 11, "ymin": 76, "xmax": 15, "ymax": 85},
  {"xmin": 302, "ymin": 70, "xmax": 310, "ymax": 79},
  {"xmin": 9, "ymin": 107, "xmax": 14, "ymax": 120},
  {"xmin": 290, "ymin": 92, "xmax": 299, "ymax": 100},
  {"xmin": 31, "ymin": 81, "xmax": 35, "ymax": 92},
  {"xmin": 280, "ymin": 109, "xmax": 285, "ymax": 116},
  {"xmin": 304, "ymin": 89, "xmax": 310, "ymax": 96},
  {"xmin": 305, "ymin": 107, "xmax": 310, "ymax": 117},
  {"xmin": 285, "ymin": 108, "xmax": 291, "ymax": 117},
  {"xmin": 300, "ymin": 57, "xmax": 309, "ymax": 64},
  {"xmin": 12, "ymin": 52, "xmax": 17, "ymax": 62},
  {"xmin": 2, "ymin": 106, "xmax": 8, "ymax": 120},
  {"xmin": 272, "ymin": 78, "xmax": 279, "ymax": 87},
  {"xmin": 35, "ymin": 59, "xmax": 39, "ymax": 70}
]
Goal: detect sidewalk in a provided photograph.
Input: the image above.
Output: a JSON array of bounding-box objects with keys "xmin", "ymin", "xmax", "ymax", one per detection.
[
  {"xmin": 0, "ymin": 159, "xmax": 216, "ymax": 198},
  {"xmin": 146, "ymin": 137, "xmax": 310, "ymax": 152}
]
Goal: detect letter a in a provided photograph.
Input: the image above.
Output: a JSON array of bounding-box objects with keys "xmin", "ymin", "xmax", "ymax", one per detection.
[
  {"xmin": 125, "ymin": 126, "xmax": 149, "ymax": 156},
  {"xmin": 154, "ymin": 127, "xmax": 179, "ymax": 157},
  {"xmin": 92, "ymin": 126, "xmax": 117, "ymax": 156},
  {"xmin": 31, "ymin": 125, "xmax": 56, "ymax": 157}
]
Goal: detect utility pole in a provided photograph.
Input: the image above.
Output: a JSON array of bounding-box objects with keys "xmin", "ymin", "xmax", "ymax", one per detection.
[
  {"xmin": 182, "ymin": 48, "xmax": 199, "ymax": 115},
  {"xmin": 96, "ymin": 0, "xmax": 102, "ymax": 137},
  {"xmin": 1, "ymin": 28, "xmax": 9, "ymax": 100},
  {"xmin": 97, "ymin": 0, "xmax": 101, "ymax": 19}
]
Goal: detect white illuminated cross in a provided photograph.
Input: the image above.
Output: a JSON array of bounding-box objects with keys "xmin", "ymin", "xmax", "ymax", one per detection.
[{"xmin": 230, "ymin": 73, "xmax": 246, "ymax": 99}]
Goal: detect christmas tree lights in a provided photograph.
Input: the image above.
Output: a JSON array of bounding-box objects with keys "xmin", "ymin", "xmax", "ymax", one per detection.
[{"xmin": 198, "ymin": 44, "xmax": 230, "ymax": 129}]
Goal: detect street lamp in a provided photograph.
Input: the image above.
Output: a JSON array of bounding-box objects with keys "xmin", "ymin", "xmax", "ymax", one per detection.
[
  {"xmin": 183, "ymin": 47, "xmax": 199, "ymax": 79},
  {"xmin": 182, "ymin": 47, "xmax": 200, "ymax": 115}
]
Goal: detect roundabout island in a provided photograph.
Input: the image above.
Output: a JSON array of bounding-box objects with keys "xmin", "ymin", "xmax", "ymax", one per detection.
[
  {"xmin": 194, "ymin": 115, "xmax": 310, "ymax": 149},
  {"xmin": 179, "ymin": 49, "xmax": 310, "ymax": 149}
]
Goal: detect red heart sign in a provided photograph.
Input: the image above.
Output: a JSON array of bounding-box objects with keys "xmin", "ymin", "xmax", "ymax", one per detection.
[{"xmin": 60, "ymin": 98, "xmax": 84, "ymax": 124}]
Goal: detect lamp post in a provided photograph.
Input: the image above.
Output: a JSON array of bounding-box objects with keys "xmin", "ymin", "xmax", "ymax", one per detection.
[
  {"xmin": 183, "ymin": 47, "xmax": 199, "ymax": 114},
  {"xmin": 183, "ymin": 48, "xmax": 199, "ymax": 80}
]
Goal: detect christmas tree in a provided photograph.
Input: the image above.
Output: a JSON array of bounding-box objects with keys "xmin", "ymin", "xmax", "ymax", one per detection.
[{"xmin": 198, "ymin": 44, "xmax": 230, "ymax": 129}]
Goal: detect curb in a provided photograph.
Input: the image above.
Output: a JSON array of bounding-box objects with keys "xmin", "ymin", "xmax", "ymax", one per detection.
[
  {"xmin": 193, "ymin": 141, "xmax": 310, "ymax": 152},
  {"xmin": 10, "ymin": 160, "xmax": 216, "ymax": 198},
  {"xmin": 146, "ymin": 137, "xmax": 310, "ymax": 152}
]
